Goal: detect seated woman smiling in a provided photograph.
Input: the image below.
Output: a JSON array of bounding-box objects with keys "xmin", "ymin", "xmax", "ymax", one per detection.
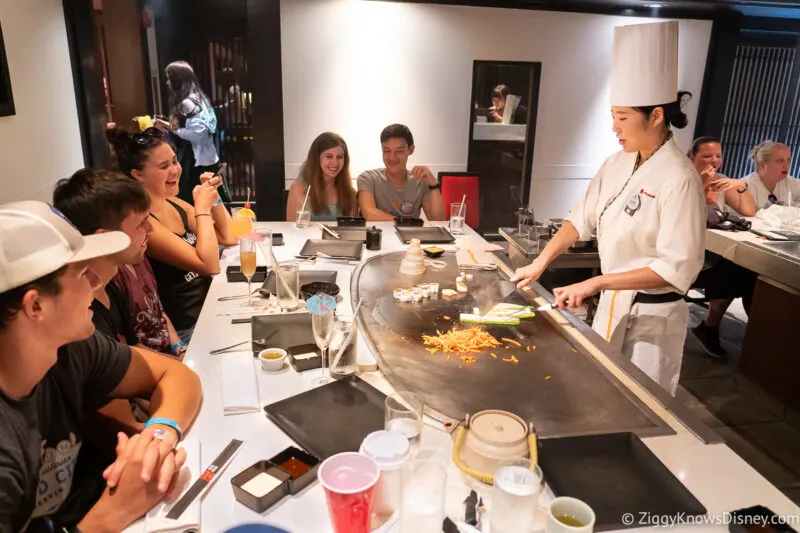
[
  {"xmin": 109, "ymin": 128, "xmax": 235, "ymax": 342},
  {"xmin": 286, "ymin": 132, "xmax": 357, "ymax": 221}
]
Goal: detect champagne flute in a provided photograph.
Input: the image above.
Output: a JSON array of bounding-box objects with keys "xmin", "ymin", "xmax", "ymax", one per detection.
[
  {"xmin": 311, "ymin": 311, "xmax": 335, "ymax": 387},
  {"xmin": 239, "ymin": 236, "xmax": 257, "ymax": 307}
]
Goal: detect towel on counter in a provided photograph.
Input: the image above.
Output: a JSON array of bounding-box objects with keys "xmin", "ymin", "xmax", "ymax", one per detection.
[
  {"xmin": 142, "ymin": 440, "xmax": 201, "ymax": 533},
  {"xmin": 456, "ymin": 248, "xmax": 497, "ymax": 266},
  {"xmin": 220, "ymin": 351, "xmax": 261, "ymax": 415}
]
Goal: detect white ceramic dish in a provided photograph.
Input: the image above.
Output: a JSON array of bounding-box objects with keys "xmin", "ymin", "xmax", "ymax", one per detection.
[{"xmin": 258, "ymin": 348, "xmax": 287, "ymax": 372}]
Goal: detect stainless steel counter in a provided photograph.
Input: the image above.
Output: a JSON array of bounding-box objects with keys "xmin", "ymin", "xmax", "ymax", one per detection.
[
  {"xmin": 499, "ymin": 227, "xmax": 601, "ymax": 270},
  {"xmin": 706, "ymin": 229, "xmax": 800, "ymax": 292}
]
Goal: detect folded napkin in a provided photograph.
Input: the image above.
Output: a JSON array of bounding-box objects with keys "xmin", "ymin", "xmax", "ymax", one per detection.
[
  {"xmin": 220, "ymin": 351, "xmax": 261, "ymax": 415},
  {"xmin": 456, "ymin": 248, "xmax": 497, "ymax": 266},
  {"xmin": 144, "ymin": 440, "xmax": 201, "ymax": 533},
  {"xmin": 456, "ymin": 238, "xmax": 504, "ymax": 252},
  {"xmin": 756, "ymin": 204, "xmax": 800, "ymax": 229}
]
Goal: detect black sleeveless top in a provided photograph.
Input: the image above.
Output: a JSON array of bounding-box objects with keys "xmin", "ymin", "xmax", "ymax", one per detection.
[{"xmin": 148, "ymin": 199, "xmax": 212, "ymax": 331}]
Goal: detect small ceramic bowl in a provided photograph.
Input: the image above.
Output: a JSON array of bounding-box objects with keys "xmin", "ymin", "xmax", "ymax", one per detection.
[
  {"xmin": 422, "ymin": 246, "xmax": 445, "ymax": 258},
  {"xmin": 259, "ymin": 348, "xmax": 287, "ymax": 372},
  {"xmin": 300, "ymin": 281, "xmax": 340, "ymax": 301}
]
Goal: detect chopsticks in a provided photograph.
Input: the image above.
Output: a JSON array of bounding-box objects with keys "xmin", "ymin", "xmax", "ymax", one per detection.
[{"xmin": 316, "ymin": 222, "xmax": 340, "ymax": 239}]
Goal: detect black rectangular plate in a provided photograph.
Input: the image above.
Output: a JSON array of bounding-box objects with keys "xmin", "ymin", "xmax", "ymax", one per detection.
[
  {"xmin": 321, "ymin": 226, "xmax": 367, "ymax": 242},
  {"xmin": 395, "ymin": 226, "xmax": 455, "ymax": 244},
  {"xmin": 298, "ymin": 239, "xmax": 363, "ymax": 260},
  {"xmin": 252, "ymin": 313, "xmax": 314, "ymax": 355},
  {"xmin": 226, "ymin": 265, "xmax": 267, "ymax": 283},
  {"xmin": 261, "ymin": 270, "xmax": 337, "ymax": 294},
  {"xmin": 538, "ymin": 433, "xmax": 707, "ymax": 531},
  {"xmin": 263, "ymin": 376, "xmax": 387, "ymax": 459}
]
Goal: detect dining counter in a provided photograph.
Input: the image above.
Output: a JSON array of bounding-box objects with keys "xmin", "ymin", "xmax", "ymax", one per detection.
[{"xmin": 131, "ymin": 221, "xmax": 800, "ymax": 533}]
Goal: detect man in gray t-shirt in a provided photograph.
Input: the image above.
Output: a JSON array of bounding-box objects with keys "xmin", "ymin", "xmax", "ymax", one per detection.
[{"xmin": 357, "ymin": 124, "xmax": 445, "ymax": 221}]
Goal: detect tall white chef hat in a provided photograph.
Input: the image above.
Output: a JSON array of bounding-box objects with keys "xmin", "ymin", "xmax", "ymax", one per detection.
[{"xmin": 611, "ymin": 21, "xmax": 679, "ymax": 107}]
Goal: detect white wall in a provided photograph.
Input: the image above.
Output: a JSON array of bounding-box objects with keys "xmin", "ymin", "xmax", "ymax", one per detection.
[
  {"xmin": 280, "ymin": 0, "xmax": 712, "ymax": 221},
  {"xmin": 0, "ymin": 0, "xmax": 84, "ymax": 204}
]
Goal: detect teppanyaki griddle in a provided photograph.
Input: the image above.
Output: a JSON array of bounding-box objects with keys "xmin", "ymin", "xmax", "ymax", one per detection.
[{"xmin": 350, "ymin": 251, "xmax": 671, "ymax": 439}]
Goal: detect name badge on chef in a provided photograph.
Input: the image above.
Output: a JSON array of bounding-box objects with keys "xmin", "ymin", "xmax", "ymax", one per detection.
[{"xmin": 624, "ymin": 193, "xmax": 641, "ymax": 217}]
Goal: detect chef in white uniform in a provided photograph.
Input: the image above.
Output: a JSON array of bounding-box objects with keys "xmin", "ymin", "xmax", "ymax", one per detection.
[{"xmin": 513, "ymin": 21, "xmax": 706, "ymax": 396}]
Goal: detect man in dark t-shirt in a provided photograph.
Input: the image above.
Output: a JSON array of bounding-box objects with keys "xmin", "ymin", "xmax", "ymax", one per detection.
[
  {"xmin": 0, "ymin": 201, "xmax": 202, "ymax": 532},
  {"xmin": 54, "ymin": 169, "xmax": 186, "ymax": 357}
]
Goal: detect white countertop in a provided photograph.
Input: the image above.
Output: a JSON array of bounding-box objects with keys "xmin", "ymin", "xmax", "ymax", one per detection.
[{"xmin": 133, "ymin": 221, "xmax": 800, "ymax": 533}]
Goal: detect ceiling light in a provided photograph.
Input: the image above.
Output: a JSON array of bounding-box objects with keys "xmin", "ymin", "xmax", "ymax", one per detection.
[{"xmin": 644, "ymin": 3, "xmax": 665, "ymax": 7}]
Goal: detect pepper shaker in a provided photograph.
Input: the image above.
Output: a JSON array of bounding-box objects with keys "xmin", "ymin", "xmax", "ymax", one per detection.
[{"xmin": 366, "ymin": 226, "xmax": 382, "ymax": 250}]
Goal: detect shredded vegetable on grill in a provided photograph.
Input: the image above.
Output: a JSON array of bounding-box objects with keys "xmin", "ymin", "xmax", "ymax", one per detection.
[{"xmin": 422, "ymin": 327, "xmax": 501, "ymax": 354}]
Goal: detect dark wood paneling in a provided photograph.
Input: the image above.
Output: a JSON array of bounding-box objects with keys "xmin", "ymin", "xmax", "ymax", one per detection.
[
  {"xmin": 247, "ymin": 0, "xmax": 284, "ymax": 221},
  {"xmin": 102, "ymin": 0, "xmax": 149, "ymax": 123},
  {"xmin": 62, "ymin": 0, "xmax": 108, "ymax": 167},
  {"xmin": 740, "ymin": 278, "xmax": 800, "ymax": 411}
]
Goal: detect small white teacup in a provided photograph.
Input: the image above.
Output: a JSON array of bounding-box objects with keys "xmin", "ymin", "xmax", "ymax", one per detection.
[
  {"xmin": 546, "ymin": 496, "xmax": 595, "ymax": 533},
  {"xmin": 258, "ymin": 348, "xmax": 287, "ymax": 372}
]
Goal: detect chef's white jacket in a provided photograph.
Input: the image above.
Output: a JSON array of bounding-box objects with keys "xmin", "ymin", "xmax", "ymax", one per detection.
[{"xmin": 564, "ymin": 137, "xmax": 706, "ymax": 395}]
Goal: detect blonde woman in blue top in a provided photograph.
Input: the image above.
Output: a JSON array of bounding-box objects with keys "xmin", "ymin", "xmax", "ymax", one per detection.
[{"xmin": 287, "ymin": 132, "xmax": 357, "ymax": 221}]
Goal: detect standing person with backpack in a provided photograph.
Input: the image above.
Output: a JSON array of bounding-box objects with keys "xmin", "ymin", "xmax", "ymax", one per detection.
[{"xmin": 159, "ymin": 60, "xmax": 232, "ymax": 204}]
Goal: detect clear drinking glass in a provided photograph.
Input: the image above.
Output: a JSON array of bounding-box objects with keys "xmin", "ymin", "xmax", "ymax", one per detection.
[
  {"xmin": 231, "ymin": 207, "xmax": 255, "ymax": 241},
  {"xmin": 385, "ymin": 391, "xmax": 423, "ymax": 447},
  {"xmin": 449, "ymin": 202, "xmax": 466, "ymax": 235},
  {"xmin": 275, "ymin": 262, "xmax": 299, "ymax": 310},
  {"xmin": 255, "ymin": 228, "xmax": 273, "ymax": 268},
  {"xmin": 296, "ymin": 209, "xmax": 311, "ymax": 229},
  {"xmin": 329, "ymin": 314, "xmax": 357, "ymax": 379},
  {"xmin": 310, "ymin": 310, "xmax": 335, "ymax": 387},
  {"xmin": 491, "ymin": 459, "xmax": 543, "ymax": 533},
  {"xmin": 238, "ymin": 236, "xmax": 257, "ymax": 307},
  {"xmin": 400, "ymin": 455, "xmax": 447, "ymax": 533}
]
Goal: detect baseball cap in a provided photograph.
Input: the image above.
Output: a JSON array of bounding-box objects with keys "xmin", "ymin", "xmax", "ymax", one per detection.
[{"xmin": 0, "ymin": 200, "xmax": 131, "ymax": 292}]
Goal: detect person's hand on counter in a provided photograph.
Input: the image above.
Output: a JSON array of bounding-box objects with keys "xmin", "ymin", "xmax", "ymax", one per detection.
[
  {"xmin": 512, "ymin": 258, "xmax": 547, "ymax": 289},
  {"xmin": 552, "ymin": 278, "xmax": 601, "ymax": 310},
  {"xmin": 80, "ymin": 433, "xmax": 188, "ymax": 532},
  {"xmin": 103, "ymin": 426, "xmax": 183, "ymax": 493}
]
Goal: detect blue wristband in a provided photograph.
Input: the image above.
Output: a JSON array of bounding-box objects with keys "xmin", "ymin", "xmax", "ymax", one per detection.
[
  {"xmin": 145, "ymin": 417, "xmax": 183, "ymax": 441},
  {"xmin": 213, "ymin": 197, "xmax": 223, "ymax": 207},
  {"xmin": 172, "ymin": 341, "xmax": 187, "ymax": 353}
]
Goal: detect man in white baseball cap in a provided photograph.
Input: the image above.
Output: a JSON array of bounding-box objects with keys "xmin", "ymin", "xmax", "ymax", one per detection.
[{"xmin": 0, "ymin": 201, "xmax": 202, "ymax": 532}]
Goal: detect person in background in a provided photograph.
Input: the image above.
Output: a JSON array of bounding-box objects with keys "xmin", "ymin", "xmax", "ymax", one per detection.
[
  {"xmin": 286, "ymin": 132, "xmax": 357, "ymax": 222},
  {"xmin": 0, "ymin": 200, "xmax": 201, "ymax": 532},
  {"xmin": 108, "ymin": 128, "xmax": 235, "ymax": 343},
  {"xmin": 160, "ymin": 60, "xmax": 232, "ymax": 204},
  {"xmin": 357, "ymin": 124, "xmax": 445, "ymax": 221},
  {"xmin": 742, "ymin": 141, "xmax": 800, "ymax": 209},
  {"xmin": 488, "ymin": 84, "xmax": 527, "ymax": 124},
  {"xmin": 513, "ymin": 22, "xmax": 706, "ymax": 396},
  {"xmin": 53, "ymin": 169, "xmax": 187, "ymax": 358},
  {"xmin": 689, "ymin": 136, "xmax": 756, "ymax": 216},
  {"xmin": 685, "ymin": 137, "xmax": 758, "ymax": 359}
]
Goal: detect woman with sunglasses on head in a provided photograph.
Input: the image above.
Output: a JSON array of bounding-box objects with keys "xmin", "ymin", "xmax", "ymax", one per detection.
[
  {"xmin": 286, "ymin": 132, "xmax": 357, "ymax": 221},
  {"xmin": 743, "ymin": 141, "xmax": 800, "ymax": 210},
  {"xmin": 158, "ymin": 61, "xmax": 231, "ymax": 204},
  {"xmin": 108, "ymin": 128, "xmax": 235, "ymax": 343}
]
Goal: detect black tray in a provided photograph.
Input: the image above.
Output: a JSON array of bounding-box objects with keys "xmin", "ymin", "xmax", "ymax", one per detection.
[
  {"xmin": 261, "ymin": 270, "xmax": 337, "ymax": 293},
  {"xmin": 395, "ymin": 226, "xmax": 455, "ymax": 244},
  {"xmin": 538, "ymin": 433, "xmax": 706, "ymax": 531},
  {"xmin": 321, "ymin": 226, "xmax": 367, "ymax": 242},
  {"xmin": 298, "ymin": 239, "xmax": 363, "ymax": 260},
  {"xmin": 263, "ymin": 376, "xmax": 387, "ymax": 459},
  {"xmin": 226, "ymin": 265, "xmax": 267, "ymax": 283},
  {"xmin": 252, "ymin": 313, "xmax": 315, "ymax": 355}
]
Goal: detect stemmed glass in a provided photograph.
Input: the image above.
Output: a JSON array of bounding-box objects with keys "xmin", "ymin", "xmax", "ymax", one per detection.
[
  {"xmin": 307, "ymin": 294, "xmax": 336, "ymax": 388},
  {"xmin": 239, "ymin": 236, "xmax": 257, "ymax": 307}
]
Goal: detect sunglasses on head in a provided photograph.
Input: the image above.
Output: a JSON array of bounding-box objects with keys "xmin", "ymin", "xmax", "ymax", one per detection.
[
  {"xmin": 130, "ymin": 127, "xmax": 163, "ymax": 146},
  {"xmin": 768, "ymin": 194, "xmax": 778, "ymax": 204}
]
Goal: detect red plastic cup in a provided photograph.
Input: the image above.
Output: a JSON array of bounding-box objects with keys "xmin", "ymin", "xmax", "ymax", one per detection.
[{"xmin": 318, "ymin": 452, "xmax": 380, "ymax": 533}]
